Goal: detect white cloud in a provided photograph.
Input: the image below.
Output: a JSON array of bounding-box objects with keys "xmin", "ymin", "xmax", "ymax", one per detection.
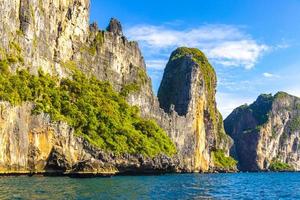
[
  {"xmin": 263, "ymin": 72, "xmax": 280, "ymax": 78},
  {"xmin": 126, "ymin": 24, "xmax": 269, "ymax": 69},
  {"xmin": 207, "ymin": 40, "xmax": 268, "ymax": 69},
  {"xmin": 263, "ymin": 72, "xmax": 274, "ymax": 78}
]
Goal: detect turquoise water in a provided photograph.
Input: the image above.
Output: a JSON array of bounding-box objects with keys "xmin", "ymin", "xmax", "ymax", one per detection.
[{"xmin": 0, "ymin": 173, "xmax": 299, "ymax": 199}]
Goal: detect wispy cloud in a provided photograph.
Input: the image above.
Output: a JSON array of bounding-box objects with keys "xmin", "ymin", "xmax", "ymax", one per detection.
[
  {"xmin": 263, "ymin": 72, "xmax": 280, "ymax": 78},
  {"xmin": 126, "ymin": 24, "xmax": 269, "ymax": 69}
]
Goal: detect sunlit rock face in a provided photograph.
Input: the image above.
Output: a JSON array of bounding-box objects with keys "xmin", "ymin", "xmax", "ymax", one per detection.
[
  {"xmin": 225, "ymin": 92, "xmax": 300, "ymax": 171},
  {"xmin": 0, "ymin": 0, "xmax": 90, "ymax": 75},
  {"xmin": 157, "ymin": 48, "xmax": 233, "ymax": 172},
  {"xmin": 0, "ymin": 102, "xmax": 179, "ymax": 175},
  {"xmin": 0, "ymin": 0, "xmax": 233, "ymax": 173}
]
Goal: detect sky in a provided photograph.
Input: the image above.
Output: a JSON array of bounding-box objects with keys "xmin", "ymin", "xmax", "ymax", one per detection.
[{"xmin": 90, "ymin": 0, "xmax": 300, "ymax": 117}]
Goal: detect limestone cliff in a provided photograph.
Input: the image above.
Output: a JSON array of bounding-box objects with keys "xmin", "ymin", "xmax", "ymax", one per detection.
[
  {"xmin": 0, "ymin": 0, "xmax": 89, "ymax": 75},
  {"xmin": 157, "ymin": 48, "xmax": 235, "ymax": 172},
  {"xmin": 0, "ymin": 0, "xmax": 234, "ymax": 174},
  {"xmin": 0, "ymin": 102, "xmax": 178, "ymax": 175},
  {"xmin": 225, "ymin": 92, "xmax": 300, "ymax": 171}
]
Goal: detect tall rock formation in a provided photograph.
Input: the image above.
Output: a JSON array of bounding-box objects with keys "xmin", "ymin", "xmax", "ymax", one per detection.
[
  {"xmin": 0, "ymin": 0, "xmax": 235, "ymax": 174},
  {"xmin": 225, "ymin": 92, "xmax": 300, "ymax": 171},
  {"xmin": 157, "ymin": 48, "xmax": 234, "ymax": 172}
]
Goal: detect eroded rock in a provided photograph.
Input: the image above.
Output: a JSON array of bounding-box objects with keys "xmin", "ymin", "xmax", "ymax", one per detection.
[{"xmin": 225, "ymin": 92, "xmax": 300, "ymax": 171}]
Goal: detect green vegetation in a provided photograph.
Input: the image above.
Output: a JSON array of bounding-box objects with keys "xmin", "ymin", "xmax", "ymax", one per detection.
[
  {"xmin": 271, "ymin": 128, "xmax": 277, "ymax": 138},
  {"xmin": 120, "ymin": 83, "xmax": 140, "ymax": 97},
  {"xmin": 226, "ymin": 94, "xmax": 274, "ymax": 134},
  {"xmin": 33, "ymin": 34, "xmax": 38, "ymax": 48},
  {"xmin": 212, "ymin": 149, "xmax": 237, "ymax": 169},
  {"xmin": 289, "ymin": 116, "xmax": 300, "ymax": 132},
  {"xmin": 82, "ymin": 31, "xmax": 105, "ymax": 56},
  {"xmin": 250, "ymin": 94, "xmax": 273, "ymax": 125},
  {"xmin": 0, "ymin": 68, "xmax": 176, "ymax": 157},
  {"xmin": 137, "ymin": 67, "xmax": 148, "ymax": 85},
  {"xmin": 274, "ymin": 91, "xmax": 289, "ymax": 100},
  {"xmin": 239, "ymin": 104, "xmax": 249, "ymax": 110},
  {"xmin": 16, "ymin": 29, "xmax": 24, "ymax": 36},
  {"xmin": 120, "ymin": 67, "xmax": 148, "ymax": 97},
  {"xmin": 216, "ymin": 111, "xmax": 231, "ymax": 145},
  {"xmin": 0, "ymin": 42, "xmax": 24, "ymax": 74},
  {"xmin": 296, "ymin": 103, "xmax": 300, "ymax": 110},
  {"xmin": 269, "ymin": 161, "xmax": 293, "ymax": 171},
  {"xmin": 38, "ymin": 0, "xmax": 45, "ymax": 14},
  {"xmin": 9, "ymin": 41, "xmax": 22, "ymax": 53},
  {"xmin": 89, "ymin": 31, "xmax": 104, "ymax": 55},
  {"xmin": 171, "ymin": 47, "xmax": 207, "ymax": 62}
]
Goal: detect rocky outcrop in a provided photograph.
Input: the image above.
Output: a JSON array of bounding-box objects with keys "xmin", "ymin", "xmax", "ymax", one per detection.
[
  {"xmin": 0, "ymin": 0, "xmax": 234, "ymax": 174},
  {"xmin": 0, "ymin": 102, "xmax": 178, "ymax": 175},
  {"xmin": 225, "ymin": 92, "xmax": 300, "ymax": 171},
  {"xmin": 106, "ymin": 18, "xmax": 123, "ymax": 35},
  {"xmin": 156, "ymin": 48, "xmax": 234, "ymax": 172}
]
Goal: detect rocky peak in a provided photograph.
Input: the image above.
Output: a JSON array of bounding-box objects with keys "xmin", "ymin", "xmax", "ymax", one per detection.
[
  {"xmin": 106, "ymin": 18, "xmax": 123, "ymax": 35},
  {"xmin": 158, "ymin": 47, "xmax": 216, "ymax": 116},
  {"xmin": 225, "ymin": 93, "xmax": 274, "ymax": 135},
  {"xmin": 90, "ymin": 22, "xmax": 99, "ymax": 32}
]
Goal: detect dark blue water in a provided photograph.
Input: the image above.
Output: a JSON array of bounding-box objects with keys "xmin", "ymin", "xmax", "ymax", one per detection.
[{"xmin": 0, "ymin": 173, "xmax": 299, "ymax": 199}]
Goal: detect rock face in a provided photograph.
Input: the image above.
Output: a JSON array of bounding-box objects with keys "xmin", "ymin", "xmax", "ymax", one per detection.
[
  {"xmin": 0, "ymin": 0, "xmax": 234, "ymax": 174},
  {"xmin": 0, "ymin": 102, "xmax": 178, "ymax": 175},
  {"xmin": 225, "ymin": 92, "xmax": 300, "ymax": 171},
  {"xmin": 157, "ymin": 48, "xmax": 233, "ymax": 172},
  {"xmin": 0, "ymin": 0, "xmax": 90, "ymax": 75},
  {"xmin": 106, "ymin": 18, "xmax": 123, "ymax": 35}
]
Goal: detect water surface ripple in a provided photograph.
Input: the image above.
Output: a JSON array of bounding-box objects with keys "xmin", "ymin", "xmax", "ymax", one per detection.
[{"xmin": 0, "ymin": 172, "xmax": 299, "ymax": 199}]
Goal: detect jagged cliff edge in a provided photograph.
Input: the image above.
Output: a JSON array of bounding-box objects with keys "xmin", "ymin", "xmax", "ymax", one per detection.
[{"xmin": 0, "ymin": 0, "xmax": 235, "ymax": 175}]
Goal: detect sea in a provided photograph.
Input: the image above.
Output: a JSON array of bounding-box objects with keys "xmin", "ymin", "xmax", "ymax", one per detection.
[{"xmin": 0, "ymin": 172, "xmax": 299, "ymax": 199}]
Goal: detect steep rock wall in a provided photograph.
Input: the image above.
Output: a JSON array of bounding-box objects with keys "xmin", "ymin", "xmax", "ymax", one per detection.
[
  {"xmin": 156, "ymin": 48, "xmax": 233, "ymax": 172},
  {"xmin": 225, "ymin": 92, "xmax": 300, "ymax": 171},
  {"xmin": 0, "ymin": 102, "xmax": 178, "ymax": 175},
  {"xmin": 0, "ymin": 0, "xmax": 90, "ymax": 75}
]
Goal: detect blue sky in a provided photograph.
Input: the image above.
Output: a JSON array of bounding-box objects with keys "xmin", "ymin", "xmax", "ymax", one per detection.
[{"xmin": 90, "ymin": 0, "xmax": 300, "ymax": 117}]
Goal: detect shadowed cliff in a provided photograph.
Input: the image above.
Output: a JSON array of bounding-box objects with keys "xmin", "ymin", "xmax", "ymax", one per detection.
[{"xmin": 225, "ymin": 92, "xmax": 300, "ymax": 172}]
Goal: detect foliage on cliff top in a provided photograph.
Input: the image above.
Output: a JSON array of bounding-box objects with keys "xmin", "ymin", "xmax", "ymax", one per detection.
[
  {"xmin": 269, "ymin": 161, "xmax": 293, "ymax": 171},
  {"xmin": 120, "ymin": 66, "xmax": 148, "ymax": 97},
  {"xmin": 212, "ymin": 149, "xmax": 237, "ymax": 170},
  {"xmin": 0, "ymin": 42, "xmax": 24, "ymax": 73},
  {"xmin": 250, "ymin": 94, "xmax": 274, "ymax": 125},
  {"xmin": 0, "ymin": 68, "xmax": 176, "ymax": 158},
  {"xmin": 274, "ymin": 91, "xmax": 289, "ymax": 100},
  {"xmin": 288, "ymin": 116, "xmax": 300, "ymax": 132}
]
